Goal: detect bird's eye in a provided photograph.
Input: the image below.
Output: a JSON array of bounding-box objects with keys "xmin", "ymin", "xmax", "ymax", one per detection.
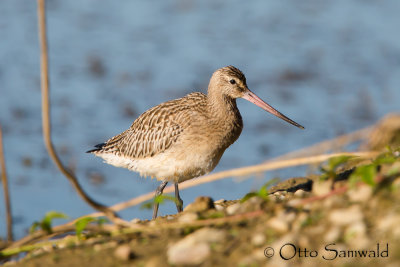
[{"xmin": 229, "ymin": 79, "xmax": 236, "ymax": 84}]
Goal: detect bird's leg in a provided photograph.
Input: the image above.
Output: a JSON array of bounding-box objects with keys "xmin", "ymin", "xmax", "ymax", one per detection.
[
  {"xmin": 174, "ymin": 182, "xmax": 183, "ymax": 213},
  {"xmin": 152, "ymin": 180, "xmax": 168, "ymax": 219}
]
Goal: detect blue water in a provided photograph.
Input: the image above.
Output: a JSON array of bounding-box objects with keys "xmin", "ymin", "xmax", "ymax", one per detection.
[{"xmin": 1, "ymin": 0, "xmax": 400, "ymax": 239}]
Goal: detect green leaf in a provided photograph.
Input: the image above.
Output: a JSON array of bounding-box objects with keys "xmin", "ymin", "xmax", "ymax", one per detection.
[
  {"xmin": 30, "ymin": 211, "xmax": 69, "ymax": 234},
  {"xmin": 241, "ymin": 192, "xmax": 258, "ymax": 203},
  {"xmin": 328, "ymin": 156, "xmax": 353, "ymax": 170},
  {"xmin": 320, "ymin": 156, "xmax": 354, "ymax": 181},
  {"xmin": 374, "ymin": 155, "xmax": 397, "ymax": 165},
  {"xmin": 75, "ymin": 217, "xmax": 96, "ymax": 238},
  {"xmin": 349, "ymin": 164, "xmax": 376, "ymax": 187},
  {"xmin": 258, "ymin": 185, "xmax": 268, "ymax": 197},
  {"xmin": 241, "ymin": 178, "xmax": 279, "ymax": 202},
  {"xmin": 29, "ymin": 222, "xmax": 40, "ymax": 234}
]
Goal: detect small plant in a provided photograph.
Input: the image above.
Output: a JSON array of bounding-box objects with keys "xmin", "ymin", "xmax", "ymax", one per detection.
[
  {"xmin": 241, "ymin": 178, "xmax": 279, "ymax": 202},
  {"xmin": 320, "ymin": 155, "xmax": 354, "ymax": 181},
  {"xmin": 349, "ymin": 147, "xmax": 400, "ymax": 188},
  {"xmin": 140, "ymin": 194, "xmax": 180, "ymax": 210},
  {"xmin": 30, "ymin": 211, "xmax": 69, "ymax": 234},
  {"xmin": 74, "ymin": 217, "xmax": 108, "ymax": 239}
]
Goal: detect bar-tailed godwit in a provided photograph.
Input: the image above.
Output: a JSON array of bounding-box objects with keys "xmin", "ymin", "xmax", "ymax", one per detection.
[{"xmin": 87, "ymin": 66, "xmax": 304, "ymax": 219}]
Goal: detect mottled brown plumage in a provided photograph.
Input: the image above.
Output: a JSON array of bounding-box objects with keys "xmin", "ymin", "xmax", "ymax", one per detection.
[{"xmin": 88, "ymin": 66, "xmax": 303, "ymax": 219}]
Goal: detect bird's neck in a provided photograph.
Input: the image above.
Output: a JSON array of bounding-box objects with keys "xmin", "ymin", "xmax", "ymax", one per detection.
[
  {"xmin": 207, "ymin": 90, "xmax": 239, "ymax": 118},
  {"xmin": 206, "ymin": 89, "xmax": 243, "ymax": 138},
  {"xmin": 206, "ymin": 89, "xmax": 243, "ymax": 148}
]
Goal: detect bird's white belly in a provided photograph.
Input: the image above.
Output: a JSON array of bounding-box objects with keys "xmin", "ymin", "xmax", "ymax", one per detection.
[{"xmin": 96, "ymin": 148, "xmax": 223, "ymax": 183}]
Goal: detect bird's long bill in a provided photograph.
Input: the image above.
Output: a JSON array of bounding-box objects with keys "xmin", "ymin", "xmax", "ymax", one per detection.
[{"xmin": 242, "ymin": 90, "xmax": 304, "ymax": 129}]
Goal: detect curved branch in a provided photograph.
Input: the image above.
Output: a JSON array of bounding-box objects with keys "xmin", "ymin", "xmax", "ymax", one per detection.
[
  {"xmin": 0, "ymin": 125, "xmax": 13, "ymax": 242},
  {"xmin": 37, "ymin": 0, "xmax": 127, "ymax": 226}
]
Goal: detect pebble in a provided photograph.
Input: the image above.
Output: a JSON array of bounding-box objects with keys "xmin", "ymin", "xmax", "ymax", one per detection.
[
  {"xmin": 267, "ymin": 217, "xmax": 288, "ymax": 233},
  {"xmin": 345, "ymin": 221, "xmax": 366, "ymax": 238},
  {"xmin": 57, "ymin": 235, "xmax": 77, "ymax": 249},
  {"xmin": 114, "ymin": 244, "xmax": 134, "ymax": 261},
  {"xmin": 168, "ymin": 242, "xmax": 210, "ymax": 265},
  {"xmin": 287, "ymin": 199, "xmax": 301, "ymax": 207},
  {"xmin": 251, "ymin": 233, "xmax": 266, "ymax": 247},
  {"xmin": 178, "ymin": 212, "xmax": 199, "ymax": 223},
  {"xmin": 312, "ymin": 181, "xmax": 331, "ymax": 196},
  {"xmin": 298, "ymin": 236, "xmax": 310, "ymax": 248},
  {"xmin": 189, "ymin": 228, "xmax": 226, "ymax": 243},
  {"xmin": 214, "ymin": 199, "xmax": 226, "ymax": 204},
  {"xmin": 226, "ymin": 203, "xmax": 241, "ymax": 215},
  {"xmin": 294, "ymin": 189, "xmax": 306, "ymax": 198},
  {"xmin": 329, "ymin": 205, "xmax": 363, "ymax": 226},
  {"xmin": 130, "ymin": 218, "xmax": 140, "ymax": 224},
  {"xmin": 148, "ymin": 220, "xmax": 157, "ymax": 227},
  {"xmin": 348, "ymin": 185, "xmax": 372, "ymax": 202},
  {"xmin": 214, "ymin": 199, "xmax": 226, "ymax": 211},
  {"xmin": 168, "ymin": 228, "xmax": 225, "ymax": 265},
  {"xmin": 377, "ymin": 214, "xmax": 400, "ymax": 237},
  {"xmin": 324, "ymin": 226, "xmax": 341, "ymax": 243},
  {"xmin": 240, "ymin": 196, "xmax": 264, "ymax": 211},
  {"xmin": 184, "ymin": 196, "xmax": 215, "ymax": 212},
  {"xmin": 292, "ymin": 212, "xmax": 307, "ymax": 232}
]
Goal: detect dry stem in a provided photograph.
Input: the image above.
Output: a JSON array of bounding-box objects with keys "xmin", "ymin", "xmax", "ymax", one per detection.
[
  {"xmin": 0, "ymin": 125, "xmax": 13, "ymax": 242},
  {"xmin": 37, "ymin": 0, "xmax": 127, "ymax": 226}
]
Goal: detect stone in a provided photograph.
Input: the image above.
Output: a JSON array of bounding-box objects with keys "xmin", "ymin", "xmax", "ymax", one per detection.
[
  {"xmin": 267, "ymin": 217, "xmax": 288, "ymax": 233},
  {"xmin": 214, "ymin": 199, "xmax": 226, "ymax": 204},
  {"xmin": 287, "ymin": 199, "xmax": 302, "ymax": 207},
  {"xmin": 251, "ymin": 233, "xmax": 266, "ymax": 247},
  {"xmin": 345, "ymin": 221, "xmax": 366, "ymax": 237},
  {"xmin": 348, "ymin": 185, "xmax": 372, "ymax": 203},
  {"xmin": 226, "ymin": 203, "xmax": 241, "ymax": 215},
  {"xmin": 167, "ymin": 228, "xmax": 225, "ymax": 265},
  {"xmin": 178, "ymin": 212, "xmax": 199, "ymax": 223},
  {"xmin": 214, "ymin": 199, "xmax": 226, "ymax": 211},
  {"xmin": 377, "ymin": 213, "xmax": 400, "ymax": 237},
  {"xmin": 130, "ymin": 218, "xmax": 140, "ymax": 224},
  {"xmin": 324, "ymin": 226, "xmax": 341, "ymax": 243},
  {"xmin": 168, "ymin": 242, "xmax": 210, "ymax": 265},
  {"xmin": 189, "ymin": 228, "xmax": 226, "ymax": 243},
  {"xmin": 294, "ymin": 189, "xmax": 307, "ymax": 198},
  {"xmin": 329, "ymin": 205, "xmax": 363, "ymax": 226},
  {"xmin": 312, "ymin": 181, "xmax": 331, "ymax": 196},
  {"xmin": 240, "ymin": 196, "xmax": 264, "ymax": 211},
  {"xmin": 114, "ymin": 244, "xmax": 134, "ymax": 261},
  {"xmin": 184, "ymin": 196, "xmax": 215, "ymax": 212}
]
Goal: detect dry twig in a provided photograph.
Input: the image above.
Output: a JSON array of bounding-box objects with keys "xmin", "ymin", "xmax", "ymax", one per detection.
[
  {"xmin": 0, "ymin": 125, "xmax": 13, "ymax": 242},
  {"xmin": 270, "ymin": 126, "xmax": 373, "ymax": 161},
  {"xmin": 37, "ymin": 0, "xmax": 127, "ymax": 226}
]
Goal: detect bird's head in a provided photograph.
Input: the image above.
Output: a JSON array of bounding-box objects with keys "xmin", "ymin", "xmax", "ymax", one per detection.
[{"xmin": 209, "ymin": 66, "xmax": 304, "ymax": 129}]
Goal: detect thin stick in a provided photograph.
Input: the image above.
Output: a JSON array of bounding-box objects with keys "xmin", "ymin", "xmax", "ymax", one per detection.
[
  {"xmin": 37, "ymin": 0, "xmax": 127, "ymax": 226},
  {"xmin": 270, "ymin": 126, "xmax": 373, "ymax": 161},
  {"xmin": 0, "ymin": 126, "xmax": 13, "ymax": 242}
]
